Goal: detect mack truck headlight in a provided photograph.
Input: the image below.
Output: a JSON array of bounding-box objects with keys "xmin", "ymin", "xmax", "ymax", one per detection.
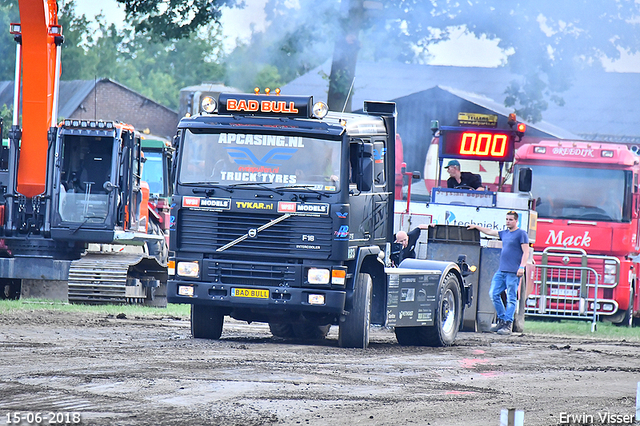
[{"xmin": 177, "ymin": 261, "xmax": 200, "ymax": 278}]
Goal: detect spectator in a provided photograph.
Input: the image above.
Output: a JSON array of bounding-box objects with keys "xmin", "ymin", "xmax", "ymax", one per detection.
[
  {"xmin": 468, "ymin": 211, "xmax": 529, "ymax": 335},
  {"xmin": 446, "ymin": 159, "xmax": 484, "ymax": 190},
  {"xmin": 391, "ymin": 223, "xmax": 431, "ymax": 266}
]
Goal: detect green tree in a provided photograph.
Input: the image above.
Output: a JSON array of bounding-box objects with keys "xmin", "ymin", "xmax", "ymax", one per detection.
[
  {"xmin": 1, "ymin": 104, "xmax": 12, "ymax": 139},
  {"xmin": 224, "ymin": 0, "xmax": 337, "ymax": 92},
  {"xmin": 115, "ymin": 0, "xmax": 239, "ymax": 40},
  {"xmin": 224, "ymin": 0, "xmax": 640, "ymax": 121},
  {"xmin": 0, "ymin": 0, "xmax": 18, "ymax": 81},
  {"xmin": 321, "ymin": 0, "xmax": 640, "ymax": 119}
]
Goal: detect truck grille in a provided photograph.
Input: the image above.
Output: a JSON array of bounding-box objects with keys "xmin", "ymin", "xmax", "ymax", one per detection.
[
  {"xmin": 178, "ymin": 210, "xmax": 333, "ymax": 258},
  {"xmin": 205, "ymin": 260, "xmax": 297, "ymax": 287}
]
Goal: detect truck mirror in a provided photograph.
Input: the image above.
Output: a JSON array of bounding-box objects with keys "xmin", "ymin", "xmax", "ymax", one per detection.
[{"xmin": 518, "ymin": 167, "xmax": 532, "ymax": 192}]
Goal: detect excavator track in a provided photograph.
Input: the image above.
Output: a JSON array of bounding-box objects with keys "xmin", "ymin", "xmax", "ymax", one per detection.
[{"xmin": 68, "ymin": 252, "xmax": 160, "ymax": 304}]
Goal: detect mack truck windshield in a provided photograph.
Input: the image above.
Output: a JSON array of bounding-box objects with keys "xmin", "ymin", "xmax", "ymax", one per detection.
[
  {"xmin": 168, "ymin": 92, "xmax": 474, "ymax": 348},
  {"xmin": 515, "ymin": 140, "xmax": 639, "ymax": 326}
]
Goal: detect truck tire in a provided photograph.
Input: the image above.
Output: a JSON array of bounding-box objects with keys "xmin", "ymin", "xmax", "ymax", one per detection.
[
  {"xmin": 395, "ymin": 273, "xmax": 461, "ymax": 347},
  {"xmin": 293, "ymin": 323, "xmax": 331, "ymax": 340},
  {"xmin": 339, "ymin": 273, "xmax": 372, "ymax": 348},
  {"xmin": 613, "ymin": 287, "xmax": 633, "ymax": 327},
  {"xmin": 269, "ymin": 322, "xmax": 330, "ymax": 340},
  {"xmin": 268, "ymin": 323, "xmax": 296, "ymax": 339},
  {"xmin": 191, "ymin": 305, "xmax": 224, "ymax": 339}
]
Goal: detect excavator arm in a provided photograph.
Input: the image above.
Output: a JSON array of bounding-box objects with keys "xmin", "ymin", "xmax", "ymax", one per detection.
[{"xmin": 13, "ymin": 0, "xmax": 63, "ymax": 198}]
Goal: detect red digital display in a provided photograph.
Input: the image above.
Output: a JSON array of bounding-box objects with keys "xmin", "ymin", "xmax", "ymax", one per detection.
[{"xmin": 439, "ymin": 127, "xmax": 515, "ymax": 162}]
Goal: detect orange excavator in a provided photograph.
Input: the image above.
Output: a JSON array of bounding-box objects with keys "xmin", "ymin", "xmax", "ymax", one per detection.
[{"xmin": 0, "ymin": 0, "xmax": 168, "ymax": 304}]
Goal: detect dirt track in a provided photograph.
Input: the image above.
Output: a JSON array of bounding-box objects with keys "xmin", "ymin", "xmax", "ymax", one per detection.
[{"xmin": 1, "ymin": 309, "xmax": 639, "ymax": 426}]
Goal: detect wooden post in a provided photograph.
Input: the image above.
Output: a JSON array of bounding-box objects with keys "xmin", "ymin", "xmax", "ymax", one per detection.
[{"xmin": 500, "ymin": 408, "xmax": 524, "ymax": 426}]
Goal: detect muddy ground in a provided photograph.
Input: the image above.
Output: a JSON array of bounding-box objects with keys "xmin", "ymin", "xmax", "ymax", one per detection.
[{"xmin": 1, "ymin": 309, "xmax": 639, "ymax": 426}]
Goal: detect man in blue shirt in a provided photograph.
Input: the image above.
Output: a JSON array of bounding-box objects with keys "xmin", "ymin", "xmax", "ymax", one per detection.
[{"xmin": 468, "ymin": 211, "xmax": 529, "ymax": 335}]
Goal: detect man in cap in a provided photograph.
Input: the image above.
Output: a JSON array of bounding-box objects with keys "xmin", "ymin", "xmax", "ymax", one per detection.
[{"xmin": 445, "ymin": 159, "xmax": 484, "ymax": 190}]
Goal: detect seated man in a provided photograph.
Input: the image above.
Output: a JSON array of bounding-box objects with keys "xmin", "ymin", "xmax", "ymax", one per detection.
[
  {"xmin": 445, "ymin": 159, "xmax": 484, "ymax": 190},
  {"xmin": 391, "ymin": 224, "xmax": 430, "ymax": 266}
]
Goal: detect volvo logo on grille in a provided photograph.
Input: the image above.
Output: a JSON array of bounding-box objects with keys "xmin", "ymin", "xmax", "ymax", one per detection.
[{"xmin": 248, "ymin": 228, "xmax": 258, "ymax": 238}]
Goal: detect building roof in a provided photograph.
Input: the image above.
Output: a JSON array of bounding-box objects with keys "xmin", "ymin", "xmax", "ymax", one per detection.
[
  {"xmin": 282, "ymin": 60, "xmax": 640, "ymax": 143},
  {"xmin": 0, "ymin": 78, "xmax": 177, "ymax": 119}
]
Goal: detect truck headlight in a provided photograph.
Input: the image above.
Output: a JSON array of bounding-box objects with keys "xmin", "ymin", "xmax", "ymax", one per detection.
[
  {"xmin": 308, "ymin": 268, "xmax": 330, "ymax": 284},
  {"xmin": 177, "ymin": 261, "xmax": 200, "ymax": 278},
  {"xmin": 312, "ymin": 101, "xmax": 328, "ymax": 119},
  {"xmin": 201, "ymin": 96, "xmax": 217, "ymax": 114}
]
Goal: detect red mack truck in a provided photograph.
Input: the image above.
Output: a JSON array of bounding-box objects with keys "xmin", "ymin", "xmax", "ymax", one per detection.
[{"xmin": 514, "ymin": 140, "xmax": 640, "ymax": 326}]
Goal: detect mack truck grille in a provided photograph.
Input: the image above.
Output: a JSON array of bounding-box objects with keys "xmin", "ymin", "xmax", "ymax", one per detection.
[{"xmin": 178, "ymin": 210, "xmax": 334, "ymax": 258}]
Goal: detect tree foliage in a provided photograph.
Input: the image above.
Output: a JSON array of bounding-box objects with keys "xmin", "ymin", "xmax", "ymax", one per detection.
[
  {"xmin": 115, "ymin": 0, "xmax": 239, "ymax": 41},
  {"xmin": 1, "ymin": 0, "xmax": 639, "ymax": 122},
  {"xmin": 223, "ymin": 0, "xmax": 640, "ymax": 121},
  {"xmin": 0, "ymin": 0, "xmax": 228, "ymax": 111}
]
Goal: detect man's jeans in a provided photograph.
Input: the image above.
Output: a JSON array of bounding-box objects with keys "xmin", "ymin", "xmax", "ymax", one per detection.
[{"xmin": 490, "ymin": 271, "xmax": 520, "ymax": 322}]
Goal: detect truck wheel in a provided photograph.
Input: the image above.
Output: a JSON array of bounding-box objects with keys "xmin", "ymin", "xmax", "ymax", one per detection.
[
  {"xmin": 396, "ymin": 273, "xmax": 461, "ymax": 347},
  {"xmin": 420, "ymin": 273, "xmax": 462, "ymax": 346},
  {"xmin": 613, "ymin": 287, "xmax": 634, "ymax": 327},
  {"xmin": 339, "ymin": 273, "xmax": 372, "ymax": 348},
  {"xmin": 268, "ymin": 323, "xmax": 296, "ymax": 339},
  {"xmin": 191, "ymin": 305, "xmax": 224, "ymax": 339},
  {"xmin": 293, "ymin": 323, "xmax": 331, "ymax": 340},
  {"xmin": 394, "ymin": 327, "xmax": 420, "ymax": 346},
  {"xmin": 146, "ymin": 219, "xmax": 168, "ymax": 265}
]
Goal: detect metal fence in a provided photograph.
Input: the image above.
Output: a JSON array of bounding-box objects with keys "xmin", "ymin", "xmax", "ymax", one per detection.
[{"xmin": 525, "ymin": 263, "xmax": 600, "ymax": 332}]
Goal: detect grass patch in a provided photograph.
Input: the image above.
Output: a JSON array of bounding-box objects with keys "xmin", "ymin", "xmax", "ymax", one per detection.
[
  {"xmin": 523, "ymin": 318, "xmax": 640, "ymax": 341},
  {"xmin": 0, "ymin": 298, "xmax": 190, "ymax": 319}
]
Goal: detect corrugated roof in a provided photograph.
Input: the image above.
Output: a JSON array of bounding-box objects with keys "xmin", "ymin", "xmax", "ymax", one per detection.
[
  {"xmin": 440, "ymin": 86, "xmax": 580, "ymax": 140},
  {"xmin": 283, "ymin": 61, "xmax": 640, "ymax": 141}
]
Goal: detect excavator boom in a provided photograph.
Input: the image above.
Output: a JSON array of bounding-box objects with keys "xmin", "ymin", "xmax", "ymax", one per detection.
[{"xmin": 15, "ymin": 0, "xmax": 61, "ymax": 197}]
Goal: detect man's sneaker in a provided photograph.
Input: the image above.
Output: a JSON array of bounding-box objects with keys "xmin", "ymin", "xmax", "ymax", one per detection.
[
  {"xmin": 489, "ymin": 319, "xmax": 505, "ymax": 332},
  {"xmin": 497, "ymin": 321, "xmax": 513, "ymax": 335}
]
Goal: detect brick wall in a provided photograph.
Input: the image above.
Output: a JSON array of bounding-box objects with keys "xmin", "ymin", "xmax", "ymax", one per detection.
[{"xmin": 69, "ymin": 80, "xmax": 179, "ymax": 139}]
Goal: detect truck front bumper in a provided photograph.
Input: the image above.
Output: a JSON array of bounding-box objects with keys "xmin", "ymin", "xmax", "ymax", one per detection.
[{"xmin": 167, "ymin": 280, "xmax": 346, "ymax": 315}]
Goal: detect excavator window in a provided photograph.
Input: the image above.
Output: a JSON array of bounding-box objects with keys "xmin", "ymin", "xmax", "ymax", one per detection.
[{"xmin": 57, "ymin": 135, "xmax": 115, "ymax": 223}]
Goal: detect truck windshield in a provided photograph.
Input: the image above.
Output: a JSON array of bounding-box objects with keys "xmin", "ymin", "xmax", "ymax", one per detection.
[
  {"xmin": 179, "ymin": 130, "xmax": 342, "ymax": 191},
  {"xmin": 519, "ymin": 165, "xmax": 629, "ymax": 222}
]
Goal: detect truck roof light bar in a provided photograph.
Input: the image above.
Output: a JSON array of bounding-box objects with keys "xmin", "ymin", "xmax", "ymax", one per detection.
[{"xmin": 62, "ymin": 119, "xmax": 115, "ymax": 130}]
